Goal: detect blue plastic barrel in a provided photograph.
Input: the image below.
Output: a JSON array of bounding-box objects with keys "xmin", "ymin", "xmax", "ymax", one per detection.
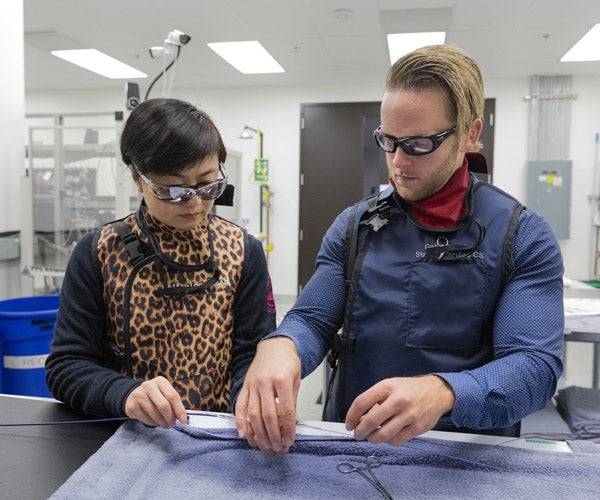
[{"xmin": 0, "ymin": 295, "xmax": 60, "ymax": 397}]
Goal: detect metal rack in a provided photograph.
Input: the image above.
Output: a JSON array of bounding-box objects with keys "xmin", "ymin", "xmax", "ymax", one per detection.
[
  {"xmin": 21, "ymin": 113, "xmax": 138, "ymax": 295},
  {"xmin": 20, "ymin": 113, "xmax": 244, "ymax": 295}
]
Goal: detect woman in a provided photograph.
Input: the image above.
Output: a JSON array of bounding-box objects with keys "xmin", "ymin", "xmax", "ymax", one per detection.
[{"xmin": 46, "ymin": 98, "xmax": 276, "ymax": 428}]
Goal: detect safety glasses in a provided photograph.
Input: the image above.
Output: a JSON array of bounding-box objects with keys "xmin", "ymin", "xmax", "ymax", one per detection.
[
  {"xmin": 134, "ymin": 163, "xmax": 228, "ymax": 203},
  {"xmin": 373, "ymin": 126, "xmax": 456, "ymax": 156}
]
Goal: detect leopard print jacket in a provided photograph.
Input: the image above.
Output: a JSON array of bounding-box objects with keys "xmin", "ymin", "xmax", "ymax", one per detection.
[{"xmin": 94, "ymin": 208, "xmax": 245, "ymax": 412}]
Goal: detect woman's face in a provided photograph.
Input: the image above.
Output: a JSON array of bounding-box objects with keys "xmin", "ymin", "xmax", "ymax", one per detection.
[{"xmin": 134, "ymin": 155, "xmax": 222, "ymax": 231}]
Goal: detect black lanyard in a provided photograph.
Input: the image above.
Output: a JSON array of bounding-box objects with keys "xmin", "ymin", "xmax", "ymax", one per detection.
[{"xmin": 136, "ymin": 211, "xmax": 221, "ymax": 296}]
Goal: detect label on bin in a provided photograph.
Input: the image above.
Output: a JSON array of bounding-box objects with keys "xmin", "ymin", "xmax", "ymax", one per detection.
[{"xmin": 3, "ymin": 354, "xmax": 48, "ymax": 369}]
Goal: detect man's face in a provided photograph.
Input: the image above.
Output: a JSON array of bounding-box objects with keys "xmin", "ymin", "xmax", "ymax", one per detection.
[{"xmin": 380, "ymin": 87, "xmax": 469, "ymax": 202}]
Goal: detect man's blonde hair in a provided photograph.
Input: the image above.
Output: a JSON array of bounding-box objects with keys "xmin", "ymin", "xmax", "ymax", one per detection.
[{"xmin": 386, "ymin": 44, "xmax": 484, "ymax": 150}]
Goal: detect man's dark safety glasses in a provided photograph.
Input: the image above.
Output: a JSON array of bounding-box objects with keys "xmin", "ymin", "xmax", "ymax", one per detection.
[
  {"xmin": 134, "ymin": 163, "xmax": 228, "ymax": 203},
  {"xmin": 373, "ymin": 126, "xmax": 456, "ymax": 156}
]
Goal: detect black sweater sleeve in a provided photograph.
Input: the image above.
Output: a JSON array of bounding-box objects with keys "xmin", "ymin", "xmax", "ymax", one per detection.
[
  {"xmin": 229, "ymin": 233, "xmax": 277, "ymax": 409},
  {"xmin": 45, "ymin": 232, "xmax": 141, "ymax": 417}
]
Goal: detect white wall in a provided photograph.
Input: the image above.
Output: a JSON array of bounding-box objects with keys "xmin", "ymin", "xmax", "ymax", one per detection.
[
  {"xmin": 564, "ymin": 77, "xmax": 600, "ymax": 279},
  {"xmin": 489, "ymin": 75, "xmax": 600, "ymax": 282},
  {"xmin": 22, "ymin": 74, "xmax": 600, "ymax": 297},
  {"xmin": 0, "ymin": 0, "xmax": 24, "ymax": 300}
]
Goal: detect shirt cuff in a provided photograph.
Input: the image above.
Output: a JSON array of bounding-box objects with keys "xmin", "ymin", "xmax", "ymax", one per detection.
[
  {"xmin": 263, "ymin": 319, "xmax": 328, "ymax": 378},
  {"xmin": 434, "ymin": 372, "xmax": 485, "ymax": 429}
]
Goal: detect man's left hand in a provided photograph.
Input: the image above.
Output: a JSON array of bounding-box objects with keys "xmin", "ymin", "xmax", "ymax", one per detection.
[{"xmin": 344, "ymin": 375, "xmax": 456, "ymax": 446}]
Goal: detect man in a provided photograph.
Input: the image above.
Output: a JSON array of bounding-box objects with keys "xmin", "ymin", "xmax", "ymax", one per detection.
[{"xmin": 235, "ymin": 45, "xmax": 564, "ymax": 456}]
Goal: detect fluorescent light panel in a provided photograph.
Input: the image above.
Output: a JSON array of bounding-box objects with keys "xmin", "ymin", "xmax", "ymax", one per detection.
[
  {"xmin": 387, "ymin": 32, "xmax": 446, "ymax": 64},
  {"xmin": 561, "ymin": 24, "xmax": 600, "ymax": 62},
  {"xmin": 207, "ymin": 41, "xmax": 284, "ymax": 74},
  {"xmin": 51, "ymin": 49, "xmax": 147, "ymax": 79}
]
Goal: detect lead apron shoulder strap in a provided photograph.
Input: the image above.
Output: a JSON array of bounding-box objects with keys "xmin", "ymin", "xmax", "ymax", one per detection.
[
  {"xmin": 100, "ymin": 219, "xmax": 155, "ymax": 376},
  {"xmin": 322, "ymin": 195, "xmax": 390, "ymax": 421}
]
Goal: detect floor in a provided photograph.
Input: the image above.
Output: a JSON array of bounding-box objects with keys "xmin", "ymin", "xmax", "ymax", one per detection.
[{"xmin": 275, "ymin": 293, "xmax": 598, "ymax": 424}]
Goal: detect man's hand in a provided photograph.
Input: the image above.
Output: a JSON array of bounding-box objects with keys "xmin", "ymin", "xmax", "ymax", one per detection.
[
  {"xmin": 235, "ymin": 337, "xmax": 301, "ymax": 456},
  {"xmin": 125, "ymin": 376, "xmax": 187, "ymax": 428},
  {"xmin": 344, "ymin": 375, "xmax": 455, "ymax": 446}
]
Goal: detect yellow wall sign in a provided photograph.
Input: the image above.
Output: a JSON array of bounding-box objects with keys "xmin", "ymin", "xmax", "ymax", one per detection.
[{"xmin": 254, "ymin": 158, "xmax": 269, "ymax": 183}]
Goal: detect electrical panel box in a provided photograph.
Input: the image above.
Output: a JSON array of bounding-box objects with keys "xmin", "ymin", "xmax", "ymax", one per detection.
[{"xmin": 526, "ymin": 160, "xmax": 572, "ymax": 240}]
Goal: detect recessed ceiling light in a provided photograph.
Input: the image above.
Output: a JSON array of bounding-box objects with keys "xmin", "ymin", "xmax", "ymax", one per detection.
[
  {"xmin": 207, "ymin": 41, "xmax": 284, "ymax": 74},
  {"xmin": 51, "ymin": 49, "xmax": 147, "ymax": 79},
  {"xmin": 387, "ymin": 32, "xmax": 446, "ymax": 64},
  {"xmin": 561, "ymin": 24, "xmax": 600, "ymax": 62}
]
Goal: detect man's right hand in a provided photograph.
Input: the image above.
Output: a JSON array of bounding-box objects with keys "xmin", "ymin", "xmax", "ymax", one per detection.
[{"xmin": 235, "ymin": 337, "xmax": 301, "ymax": 456}]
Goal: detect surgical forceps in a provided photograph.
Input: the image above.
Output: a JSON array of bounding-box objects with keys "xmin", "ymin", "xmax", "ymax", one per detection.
[{"xmin": 336, "ymin": 455, "xmax": 394, "ymax": 499}]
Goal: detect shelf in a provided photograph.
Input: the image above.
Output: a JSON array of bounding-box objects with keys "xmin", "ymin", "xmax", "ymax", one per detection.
[{"xmin": 28, "ymin": 143, "xmax": 117, "ymax": 162}]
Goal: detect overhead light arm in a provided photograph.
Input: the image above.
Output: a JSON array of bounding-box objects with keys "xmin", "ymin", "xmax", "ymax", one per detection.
[
  {"xmin": 238, "ymin": 125, "xmax": 270, "ymax": 263},
  {"xmin": 240, "ymin": 126, "xmax": 263, "ymax": 158},
  {"xmin": 145, "ymin": 29, "xmax": 191, "ymax": 100}
]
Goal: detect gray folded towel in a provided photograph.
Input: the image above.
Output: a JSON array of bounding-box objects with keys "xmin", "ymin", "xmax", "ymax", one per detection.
[
  {"xmin": 50, "ymin": 420, "xmax": 600, "ymax": 499},
  {"xmin": 556, "ymin": 386, "xmax": 600, "ymax": 440},
  {"xmin": 520, "ymin": 401, "xmax": 575, "ymax": 441}
]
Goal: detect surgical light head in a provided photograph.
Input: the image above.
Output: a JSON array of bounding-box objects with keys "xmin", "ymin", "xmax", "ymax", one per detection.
[
  {"xmin": 165, "ymin": 30, "xmax": 191, "ymax": 47},
  {"xmin": 148, "ymin": 30, "xmax": 191, "ymax": 59},
  {"xmin": 145, "ymin": 29, "xmax": 191, "ymax": 99}
]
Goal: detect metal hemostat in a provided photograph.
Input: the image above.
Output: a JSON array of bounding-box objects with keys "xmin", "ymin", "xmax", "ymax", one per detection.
[{"xmin": 336, "ymin": 455, "xmax": 393, "ymax": 499}]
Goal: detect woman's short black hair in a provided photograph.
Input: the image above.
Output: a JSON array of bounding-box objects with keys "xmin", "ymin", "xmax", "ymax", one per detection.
[{"xmin": 120, "ymin": 98, "xmax": 226, "ymax": 176}]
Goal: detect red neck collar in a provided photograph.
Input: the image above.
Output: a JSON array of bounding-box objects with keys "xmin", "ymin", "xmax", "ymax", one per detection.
[{"xmin": 402, "ymin": 158, "xmax": 469, "ymax": 228}]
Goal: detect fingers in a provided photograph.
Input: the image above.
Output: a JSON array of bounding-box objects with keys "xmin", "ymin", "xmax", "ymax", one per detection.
[
  {"xmin": 251, "ymin": 385, "xmax": 299, "ymax": 454},
  {"xmin": 277, "ymin": 386, "xmax": 299, "ymax": 449},
  {"xmin": 236, "ymin": 389, "xmax": 279, "ymax": 455},
  {"xmin": 350, "ymin": 401, "xmax": 398, "ymax": 442},
  {"xmin": 247, "ymin": 394, "xmax": 296, "ymax": 455},
  {"xmin": 234, "ymin": 337, "xmax": 301, "ymax": 456},
  {"xmin": 125, "ymin": 376, "xmax": 187, "ymax": 428},
  {"xmin": 247, "ymin": 384, "xmax": 282, "ymax": 453},
  {"xmin": 155, "ymin": 377, "xmax": 188, "ymax": 424},
  {"xmin": 234, "ymin": 387, "xmax": 251, "ymax": 438},
  {"xmin": 344, "ymin": 384, "xmax": 386, "ymax": 432},
  {"xmin": 346, "ymin": 376, "xmax": 455, "ymax": 447},
  {"xmin": 354, "ymin": 408, "xmax": 414, "ymax": 445},
  {"xmin": 236, "ymin": 386, "xmax": 293, "ymax": 455}
]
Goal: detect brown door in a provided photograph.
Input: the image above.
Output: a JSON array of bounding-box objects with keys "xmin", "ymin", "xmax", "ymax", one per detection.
[
  {"xmin": 480, "ymin": 98, "xmax": 496, "ymax": 182},
  {"xmin": 298, "ymin": 102, "xmax": 383, "ymax": 293}
]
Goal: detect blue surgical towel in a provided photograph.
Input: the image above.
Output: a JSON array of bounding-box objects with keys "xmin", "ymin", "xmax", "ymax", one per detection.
[{"xmin": 51, "ymin": 420, "xmax": 600, "ymax": 499}]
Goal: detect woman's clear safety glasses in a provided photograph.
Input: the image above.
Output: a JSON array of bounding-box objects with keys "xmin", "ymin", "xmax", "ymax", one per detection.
[{"xmin": 134, "ymin": 163, "xmax": 228, "ymax": 203}]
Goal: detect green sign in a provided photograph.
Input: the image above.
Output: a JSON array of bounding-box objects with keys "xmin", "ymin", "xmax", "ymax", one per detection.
[{"xmin": 253, "ymin": 158, "xmax": 269, "ymax": 183}]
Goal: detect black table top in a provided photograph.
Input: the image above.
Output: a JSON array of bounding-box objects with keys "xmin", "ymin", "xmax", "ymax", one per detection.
[{"xmin": 0, "ymin": 394, "xmax": 121, "ymax": 499}]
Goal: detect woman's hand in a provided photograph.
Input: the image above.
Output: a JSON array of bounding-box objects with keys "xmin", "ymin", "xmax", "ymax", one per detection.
[{"xmin": 125, "ymin": 376, "xmax": 188, "ymax": 428}]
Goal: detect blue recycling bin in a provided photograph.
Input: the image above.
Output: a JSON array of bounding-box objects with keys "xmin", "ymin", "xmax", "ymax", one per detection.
[{"xmin": 0, "ymin": 295, "xmax": 60, "ymax": 397}]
